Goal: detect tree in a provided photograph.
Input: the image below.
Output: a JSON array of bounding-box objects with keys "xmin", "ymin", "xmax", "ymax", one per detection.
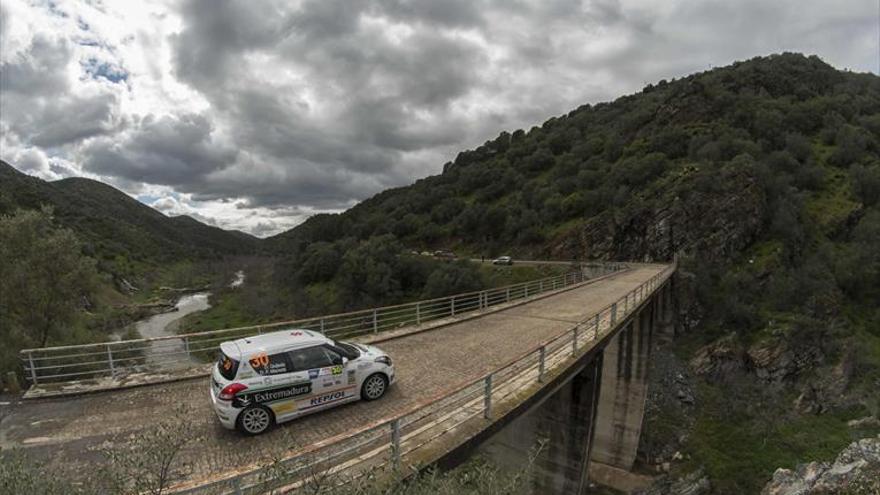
[
  {"xmin": 850, "ymin": 162, "xmax": 880, "ymax": 206},
  {"xmin": 421, "ymin": 262, "xmax": 483, "ymax": 299},
  {"xmin": 338, "ymin": 235, "xmax": 403, "ymax": 307},
  {"xmin": 0, "ymin": 208, "xmax": 98, "ymax": 349}
]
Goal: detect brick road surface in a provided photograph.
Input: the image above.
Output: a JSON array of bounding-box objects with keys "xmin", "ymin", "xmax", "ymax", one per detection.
[{"xmin": 0, "ymin": 264, "xmax": 666, "ymax": 484}]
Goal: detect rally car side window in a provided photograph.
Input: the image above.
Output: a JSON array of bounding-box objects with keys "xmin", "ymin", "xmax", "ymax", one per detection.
[
  {"xmin": 250, "ymin": 351, "xmax": 293, "ymax": 376},
  {"xmin": 289, "ymin": 346, "xmax": 335, "ymax": 372}
]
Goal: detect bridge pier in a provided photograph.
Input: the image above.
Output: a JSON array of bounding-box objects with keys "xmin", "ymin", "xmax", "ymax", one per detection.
[
  {"xmin": 590, "ymin": 302, "xmax": 653, "ymax": 473},
  {"xmin": 475, "ymin": 356, "xmax": 604, "ymax": 494}
]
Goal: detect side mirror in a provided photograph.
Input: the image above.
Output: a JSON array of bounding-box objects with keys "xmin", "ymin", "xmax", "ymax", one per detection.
[{"xmin": 341, "ymin": 357, "xmax": 349, "ymax": 366}]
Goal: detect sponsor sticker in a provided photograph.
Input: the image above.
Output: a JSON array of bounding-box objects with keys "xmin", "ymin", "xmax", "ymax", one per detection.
[
  {"xmin": 308, "ymin": 390, "xmax": 346, "ymax": 407},
  {"xmin": 308, "ymin": 369, "xmax": 320, "ymax": 379},
  {"xmin": 347, "ymin": 370, "xmax": 356, "ymax": 385},
  {"xmin": 331, "ymin": 365, "xmax": 343, "ymax": 375},
  {"xmin": 232, "ymin": 382, "xmax": 311, "ymax": 408}
]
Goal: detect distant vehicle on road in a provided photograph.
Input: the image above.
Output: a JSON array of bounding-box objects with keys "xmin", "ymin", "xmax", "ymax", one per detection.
[
  {"xmin": 493, "ymin": 256, "xmax": 514, "ymax": 265},
  {"xmin": 211, "ymin": 329, "xmax": 395, "ymax": 435},
  {"xmin": 433, "ymin": 250, "xmax": 457, "ymax": 259}
]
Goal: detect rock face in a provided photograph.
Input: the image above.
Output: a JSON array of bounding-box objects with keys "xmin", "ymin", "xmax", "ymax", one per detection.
[
  {"xmin": 747, "ymin": 336, "xmax": 822, "ymax": 383},
  {"xmin": 689, "ymin": 333, "xmax": 824, "ymax": 383},
  {"xmin": 761, "ymin": 435, "xmax": 880, "ymax": 495},
  {"xmin": 548, "ymin": 164, "xmax": 767, "ymax": 263},
  {"xmin": 794, "ymin": 345, "xmax": 854, "ymax": 414},
  {"xmin": 689, "ymin": 334, "xmax": 744, "ymax": 378}
]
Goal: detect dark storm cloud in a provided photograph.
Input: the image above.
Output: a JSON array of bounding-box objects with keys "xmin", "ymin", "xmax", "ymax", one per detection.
[
  {"xmin": 163, "ymin": 0, "xmax": 491, "ymax": 209},
  {"xmin": 81, "ymin": 113, "xmax": 237, "ymax": 186}
]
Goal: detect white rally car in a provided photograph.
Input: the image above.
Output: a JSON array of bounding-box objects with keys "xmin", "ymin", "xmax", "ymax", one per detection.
[{"xmin": 210, "ymin": 329, "xmax": 395, "ymax": 435}]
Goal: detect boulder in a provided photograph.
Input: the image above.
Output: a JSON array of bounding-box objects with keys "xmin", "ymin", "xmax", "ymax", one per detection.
[
  {"xmin": 761, "ymin": 435, "xmax": 880, "ymax": 495},
  {"xmin": 747, "ymin": 336, "xmax": 822, "ymax": 383},
  {"xmin": 689, "ymin": 334, "xmax": 744, "ymax": 378}
]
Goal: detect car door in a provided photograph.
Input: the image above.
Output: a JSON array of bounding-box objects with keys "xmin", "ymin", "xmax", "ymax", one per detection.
[
  {"xmin": 288, "ymin": 346, "xmax": 351, "ymax": 413},
  {"xmin": 243, "ymin": 351, "xmax": 311, "ymax": 421}
]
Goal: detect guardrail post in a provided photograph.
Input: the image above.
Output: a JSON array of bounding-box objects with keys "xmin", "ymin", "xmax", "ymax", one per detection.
[
  {"xmin": 538, "ymin": 345, "xmax": 546, "ymax": 383},
  {"xmin": 540, "ymin": 280, "xmax": 543, "ymax": 292},
  {"xmin": 572, "ymin": 327, "xmax": 579, "ymax": 355},
  {"xmin": 506, "ymin": 288, "xmax": 510, "ymax": 303},
  {"xmin": 27, "ymin": 351, "xmax": 37, "ymax": 385},
  {"xmin": 320, "ymin": 318, "xmax": 325, "ymax": 333},
  {"xmin": 451, "ymin": 297, "xmax": 456, "ymax": 316},
  {"xmin": 373, "ymin": 309, "xmax": 378, "ymax": 334},
  {"xmin": 484, "ymin": 375, "xmax": 493, "ymax": 419},
  {"xmin": 524, "ymin": 285, "xmax": 529, "ymax": 298},
  {"xmin": 611, "ymin": 302, "xmax": 618, "ymax": 326},
  {"xmin": 183, "ymin": 337, "xmax": 190, "ymax": 357},
  {"xmin": 624, "ymin": 292, "xmax": 629, "ymax": 313},
  {"xmin": 391, "ymin": 418, "xmax": 401, "ymax": 471},
  {"xmin": 593, "ymin": 314, "xmax": 600, "ymax": 339},
  {"xmin": 416, "ymin": 302, "xmax": 421, "ymax": 325},
  {"xmin": 107, "ymin": 344, "xmax": 115, "ymax": 376}
]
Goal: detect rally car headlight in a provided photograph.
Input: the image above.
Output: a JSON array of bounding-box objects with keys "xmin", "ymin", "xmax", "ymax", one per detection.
[{"xmin": 375, "ymin": 356, "xmax": 392, "ymax": 366}]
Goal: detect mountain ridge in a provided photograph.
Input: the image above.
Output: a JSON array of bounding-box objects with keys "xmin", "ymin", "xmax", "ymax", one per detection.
[{"xmin": 0, "ymin": 161, "xmax": 259, "ymax": 278}]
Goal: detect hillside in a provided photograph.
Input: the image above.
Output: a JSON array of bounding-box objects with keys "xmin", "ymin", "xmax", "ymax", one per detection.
[
  {"xmin": 268, "ymin": 53, "xmax": 877, "ymax": 260},
  {"xmin": 0, "ymin": 161, "xmax": 259, "ymax": 280},
  {"xmin": 265, "ymin": 53, "xmax": 880, "ymax": 492}
]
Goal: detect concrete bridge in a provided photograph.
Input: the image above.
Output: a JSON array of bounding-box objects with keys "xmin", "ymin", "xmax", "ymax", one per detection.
[{"xmin": 1, "ymin": 261, "xmax": 675, "ymax": 494}]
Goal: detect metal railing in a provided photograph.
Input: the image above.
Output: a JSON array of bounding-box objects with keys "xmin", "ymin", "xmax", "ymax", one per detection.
[
  {"xmin": 20, "ymin": 262, "xmax": 626, "ymax": 385},
  {"xmin": 169, "ymin": 263, "xmax": 676, "ymax": 495}
]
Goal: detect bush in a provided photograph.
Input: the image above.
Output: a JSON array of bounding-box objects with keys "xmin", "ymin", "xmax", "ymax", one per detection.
[{"xmin": 850, "ymin": 162, "xmax": 880, "ymax": 206}]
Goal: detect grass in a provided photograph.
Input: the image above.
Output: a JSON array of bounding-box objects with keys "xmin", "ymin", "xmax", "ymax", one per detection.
[
  {"xmin": 803, "ymin": 143, "xmax": 860, "ymax": 236},
  {"xmin": 478, "ymin": 263, "xmax": 571, "ymax": 288},
  {"xmin": 680, "ymin": 381, "xmax": 877, "ymax": 494},
  {"xmin": 178, "ymin": 291, "xmax": 261, "ymax": 334}
]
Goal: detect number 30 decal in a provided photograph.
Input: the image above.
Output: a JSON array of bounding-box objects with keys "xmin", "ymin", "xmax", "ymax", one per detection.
[{"xmin": 250, "ymin": 353, "xmax": 269, "ymax": 368}]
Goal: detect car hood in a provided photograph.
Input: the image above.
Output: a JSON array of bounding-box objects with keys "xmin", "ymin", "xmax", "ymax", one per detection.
[{"xmin": 354, "ymin": 343, "xmax": 387, "ymax": 359}]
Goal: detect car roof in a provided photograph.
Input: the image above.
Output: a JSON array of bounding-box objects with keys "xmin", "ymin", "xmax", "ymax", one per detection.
[{"xmin": 220, "ymin": 328, "xmax": 330, "ymax": 359}]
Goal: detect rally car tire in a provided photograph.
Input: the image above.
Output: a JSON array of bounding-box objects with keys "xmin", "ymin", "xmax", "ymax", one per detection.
[
  {"xmin": 361, "ymin": 373, "xmax": 388, "ymax": 401},
  {"xmin": 236, "ymin": 405, "xmax": 274, "ymax": 435}
]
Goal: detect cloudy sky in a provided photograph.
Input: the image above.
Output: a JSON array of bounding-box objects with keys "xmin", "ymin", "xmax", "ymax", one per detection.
[{"xmin": 1, "ymin": 0, "xmax": 877, "ymax": 236}]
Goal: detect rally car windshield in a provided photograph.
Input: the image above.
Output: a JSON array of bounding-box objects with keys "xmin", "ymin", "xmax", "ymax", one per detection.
[{"xmin": 333, "ymin": 340, "xmax": 361, "ymax": 360}]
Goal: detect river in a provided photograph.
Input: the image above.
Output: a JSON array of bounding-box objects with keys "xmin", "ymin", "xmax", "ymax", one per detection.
[
  {"xmin": 132, "ymin": 270, "xmax": 245, "ymax": 369},
  {"xmin": 135, "ymin": 293, "xmax": 211, "ymax": 367}
]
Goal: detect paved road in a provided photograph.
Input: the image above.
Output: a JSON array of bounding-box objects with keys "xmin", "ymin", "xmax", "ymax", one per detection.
[{"xmin": 0, "ymin": 264, "xmax": 666, "ymax": 485}]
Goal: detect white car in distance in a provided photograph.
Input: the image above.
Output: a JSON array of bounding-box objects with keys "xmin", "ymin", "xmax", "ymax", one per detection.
[{"xmin": 210, "ymin": 329, "xmax": 395, "ymax": 435}]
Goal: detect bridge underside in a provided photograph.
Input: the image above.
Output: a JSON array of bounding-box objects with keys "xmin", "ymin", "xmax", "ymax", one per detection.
[
  {"xmin": 470, "ymin": 283, "xmax": 674, "ymax": 494},
  {"xmin": 0, "ymin": 265, "xmax": 669, "ymax": 490}
]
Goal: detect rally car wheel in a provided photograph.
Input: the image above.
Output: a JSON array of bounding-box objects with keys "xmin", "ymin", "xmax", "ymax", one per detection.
[
  {"xmin": 361, "ymin": 373, "xmax": 388, "ymax": 401},
  {"xmin": 236, "ymin": 405, "xmax": 273, "ymax": 435}
]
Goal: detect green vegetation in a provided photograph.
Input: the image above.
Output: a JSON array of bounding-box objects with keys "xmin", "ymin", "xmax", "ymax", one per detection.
[
  {"xmin": 679, "ymin": 381, "xmax": 877, "ymax": 494},
  {"xmin": 0, "ymin": 208, "xmax": 102, "ymax": 378},
  {"xmin": 179, "ymin": 258, "xmax": 570, "ymax": 334},
  {"xmin": 0, "ymin": 161, "xmax": 258, "ymax": 287}
]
